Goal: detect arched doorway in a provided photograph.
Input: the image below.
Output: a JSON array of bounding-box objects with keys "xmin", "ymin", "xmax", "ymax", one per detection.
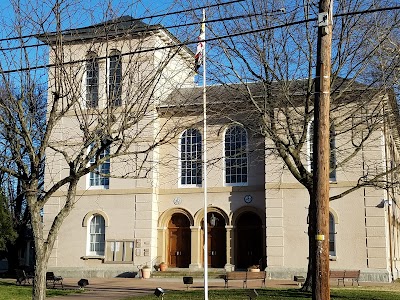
[
  {"xmin": 202, "ymin": 212, "xmax": 226, "ymax": 268},
  {"xmin": 168, "ymin": 213, "xmax": 191, "ymax": 268},
  {"xmin": 236, "ymin": 211, "xmax": 263, "ymax": 269}
]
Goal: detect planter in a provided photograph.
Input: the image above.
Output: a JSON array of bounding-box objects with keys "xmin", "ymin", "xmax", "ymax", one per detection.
[
  {"xmin": 249, "ymin": 268, "xmax": 260, "ymax": 272},
  {"xmin": 142, "ymin": 267, "xmax": 151, "ymax": 279},
  {"xmin": 159, "ymin": 263, "xmax": 168, "ymax": 272}
]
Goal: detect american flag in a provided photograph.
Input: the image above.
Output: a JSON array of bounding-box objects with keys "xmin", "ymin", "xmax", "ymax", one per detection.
[{"xmin": 195, "ymin": 13, "xmax": 205, "ymax": 72}]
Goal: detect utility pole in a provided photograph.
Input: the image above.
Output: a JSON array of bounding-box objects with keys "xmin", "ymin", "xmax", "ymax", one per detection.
[{"xmin": 312, "ymin": 0, "xmax": 333, "ymax": 300}]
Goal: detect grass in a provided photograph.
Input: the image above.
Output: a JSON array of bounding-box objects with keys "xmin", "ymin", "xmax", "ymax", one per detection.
[
  {"xmin": 0, "ymin": 281, "xmax": 83, "ymax": 300},
  {"xmin": 1, "ymin": 280, "xmax": 400, "ymax": 300},
  {"xmin": 121, "ymin": 288, "xmax": 400, "ymax": 300}
]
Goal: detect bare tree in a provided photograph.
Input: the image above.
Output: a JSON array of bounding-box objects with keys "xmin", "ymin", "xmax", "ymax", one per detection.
[
  {"xmin": 0, "ymin": 1, "xmax": 194, "ymax": 299},
  {"xmin": 178, "ymin": 0, "xmax": 400, "ymax": 291}
]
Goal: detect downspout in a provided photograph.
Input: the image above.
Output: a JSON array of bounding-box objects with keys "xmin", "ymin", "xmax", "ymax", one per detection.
[{"xmin": 383, "ymin": 102, "xmax": 394, "ymax": 282}]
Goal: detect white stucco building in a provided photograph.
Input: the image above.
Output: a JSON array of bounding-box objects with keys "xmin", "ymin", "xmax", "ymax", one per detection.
[{"xmin": 41, "ymin": 16, "xmax": 400, "ymax": 282}]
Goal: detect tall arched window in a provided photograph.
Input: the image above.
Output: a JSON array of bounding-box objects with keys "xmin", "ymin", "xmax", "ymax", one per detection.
[
  {"xmin": 329, "ymin": 212, "xmax": 336, "ymax": 256},
  {"xmin": 86, "ymin": 52, "xmax": 99, "ymax": 108},
  {"xmin": 108, "ymin": 50, "xmax": 122, "ymax": 107},
  {"xmin": 89, "ymin": 214, "xmax": 105, "ymax": 256},
  {"xmin": 180, "ymin": 129, "xmax": 202, "ymax": 186},
  {"xmin": 225, "ymin": 125, "xmax": 248, "ymax": 185},
  {"xmin": 308, "ymin": 121, "xmax": 336, "ymax": 181}
]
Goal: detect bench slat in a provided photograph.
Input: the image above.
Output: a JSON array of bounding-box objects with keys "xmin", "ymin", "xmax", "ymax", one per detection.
[
  {"xmin": 224, "ymin": 271, "xmax": 266, "ymax": 288},
  {"xmin": 329, "ymin": 270, "xmax": 360, "ymax": 287}
]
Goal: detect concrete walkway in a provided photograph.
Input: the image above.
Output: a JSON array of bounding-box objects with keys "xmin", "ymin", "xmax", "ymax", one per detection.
[
  {"xmin": 47, "ymin": 277, "xmax": 400, "ymax": 300},
  {"xmin": 50, "ymin": 277, "xmax": 299, "ymax": 299}
]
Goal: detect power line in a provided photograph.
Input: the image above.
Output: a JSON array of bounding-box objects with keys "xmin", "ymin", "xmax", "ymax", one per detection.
[
  {"xmin": 0, "ymin": 6, "xmax": 287, "ymax": 52},
  {"xmin": 1, "ymin": 5, "xmax": 400, "ymax": 75},
  {"xmin": 0, "ymin": 0, "xmax": 245, "ymax": 43}
]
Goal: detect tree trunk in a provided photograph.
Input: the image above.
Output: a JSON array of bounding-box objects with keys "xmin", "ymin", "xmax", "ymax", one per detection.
[
  {"xmin": 301, "ymin": 190, "xmax": 316, "ymax": 292},
  {"xmin": 32, "ymin": 251, "xmax": 47, "ymax": 300},
  {"xmin": 29, "ymin": 191, "xmax": 50, "ymax": 300}
]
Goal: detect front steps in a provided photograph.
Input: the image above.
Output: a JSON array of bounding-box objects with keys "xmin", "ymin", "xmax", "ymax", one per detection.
[{"xmin": 151, "ymin": 268, "xmax": 226, "ymax": 279}]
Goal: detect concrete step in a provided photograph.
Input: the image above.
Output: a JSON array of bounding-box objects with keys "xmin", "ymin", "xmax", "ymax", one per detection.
[{"xmin": 151, "ymin": 268, "xmax": 226, "ymax": 279}]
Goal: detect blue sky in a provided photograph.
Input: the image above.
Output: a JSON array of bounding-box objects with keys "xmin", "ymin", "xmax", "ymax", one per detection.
[
  {"xmin": 0, "ymin": 0, "xmax": 193, "ymax": 80},
  {"xmin": 0, "ymin": 0, "xmax": 181, "ymax": 38}
]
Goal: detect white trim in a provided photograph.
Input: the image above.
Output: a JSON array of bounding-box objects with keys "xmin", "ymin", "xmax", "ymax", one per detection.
[{"xmin": 86, "ymin": 214, "xmax": 106, "ymax": 257}]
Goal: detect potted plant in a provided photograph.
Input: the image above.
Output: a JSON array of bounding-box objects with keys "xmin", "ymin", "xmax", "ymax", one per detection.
[
  {"xmin": 141, "ymin": 265, "xmax": 151, "ymax": 279},
  {"xmin": 248, "ymin": 265, "xmax": 260, "ymax": 272},
  {"xmin": 159, "ymin": 262, "xmax": 168, "ymax": 272}
]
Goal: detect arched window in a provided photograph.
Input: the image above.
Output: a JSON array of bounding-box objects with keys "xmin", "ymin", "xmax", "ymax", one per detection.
[
  {"xmin": 89, "ymin": 145, "xmax": 110, "ymax": 188},
  {"xmin": 86, "ymin": 52, "xmax": 99, "ymax": 108},
  {"xmin": 88, "ymin": 214, "xmax": 105, "ymax": 256},
  {"xmin": 308, "ymin": 121, "xmax": 336, "ymax": 181},
  {"xmin": 225, "ymin": 125, "xmax": 248, "ymax": 185},
  {"xmin": 108, "ymin": 50, "xmax": 122, "ymax": 107},
  {"xmin": 180, "ymin": 129, "xmax": 202, "ymax": 185},
  {"xmin": 329, "ymin": 212, "xmax": 336, "ymax": 256}
]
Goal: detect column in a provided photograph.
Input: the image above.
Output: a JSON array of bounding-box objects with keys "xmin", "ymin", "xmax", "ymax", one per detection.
[{"xmin": 225, "ymin": 225, "xmax": 234, "ymax": 271}]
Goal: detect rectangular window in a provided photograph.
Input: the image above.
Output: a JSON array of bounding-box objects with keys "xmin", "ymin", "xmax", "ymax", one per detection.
[
  {"xmin": 225, "ymin": 126, "xmax": 248, "ymax": 185},
  {"xmin": 89, "ymin": 146, "xmax": 110, "ymax": 188},
  {"xmin": 108, "ymin": 53, "xmax": 122, "ymax": 107},
  {"xmin": 86, "ymin": 57, "xmax": 99, "ymax": 108},
  {"xmin": 180, "ymin": 129, "xmax": 202, "ymax": 185}
]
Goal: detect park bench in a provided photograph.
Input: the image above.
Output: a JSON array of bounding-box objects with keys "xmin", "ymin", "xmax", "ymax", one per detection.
[
  {"xmin": 224, "ymin": 271, "xmax": 266, "ymax": 288},
  {"xmin": 46, "ymin": 271, "xmax": 64, "ymax": 289},
  {"xmin": 15, "ymin": 269, "xmax": 34, "ymax": 285},
  {"xmin": 329, "ymin": 270, "xmax": 360, "ymax": 287}
]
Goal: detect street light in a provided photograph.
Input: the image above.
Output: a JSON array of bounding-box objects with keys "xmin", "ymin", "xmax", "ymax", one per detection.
[{"xmin": 154, "ymin": 287, "xmax": 165, "ymax": 299}]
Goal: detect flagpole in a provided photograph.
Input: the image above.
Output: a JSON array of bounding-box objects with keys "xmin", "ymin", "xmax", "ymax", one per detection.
[{"xmin": 200, "ymin": 8, "xmax": 209, "ymax": 300}]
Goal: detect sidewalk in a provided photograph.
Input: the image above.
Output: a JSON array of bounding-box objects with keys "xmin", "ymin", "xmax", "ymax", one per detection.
[
  {"xmin": 48, "ymin": 277, "xmax": 400, "ymax": 300},
  {"xmin": 50, "ymin": 277, "xmax": 301, "ymax": 299}
]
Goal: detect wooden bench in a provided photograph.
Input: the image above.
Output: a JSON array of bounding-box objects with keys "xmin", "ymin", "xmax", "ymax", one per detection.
[
  {"xmin": 46, "ymin": 272, "xmax": 63, "ymax": 289},
  {"xmin": 15, "ymin": 269, "xmax": 34, "ymax": 285},
  {"xmin": 330, "ymin": 270, "xmax": 360, "ymax": 287},
  {"xmin": 224, "ymin": 271, "xmax": 266, "ymax": 288}
]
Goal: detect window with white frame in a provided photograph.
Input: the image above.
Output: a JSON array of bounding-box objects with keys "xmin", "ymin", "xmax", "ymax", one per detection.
[
  {"xmin": 89, "ymin": 146, "xmax": 110, "ymax": 188},
  {"xmin": 180, "ymin": 128, "xmax": 202, "ymax": 185},
  {"xmin": 88, "ymin": 214, "xmax": 105, "ymax": 256},
  {"xmin": 225, "ymin": 125, "xmax": 248, "ymax": 185},
  {"xmin": 308, "ymin": 121, "xmax": 336, "ymax": 181},
  {"xmin": 86, "ymin": 52, "xmax": 99, "ymax": 108},
  {"xmin": 329, "ymin": 212, "xmax": 336, "ymax": 256},
  {"xmin": 108, "ymin": 50, "xmax": 122, "ymax": 107}
]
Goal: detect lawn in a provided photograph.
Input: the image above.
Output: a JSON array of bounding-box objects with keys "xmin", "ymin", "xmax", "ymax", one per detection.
[
  {"xmin": 122, "ymin": 288, "xmax": 400, "ymax": 300},
  {"xmin": 1, "ymin": 280, "xmax": 400, "ymax": 300},
  {"xmin": 0, "ymin": 281, "xmax": 82, "ymax": 300}
]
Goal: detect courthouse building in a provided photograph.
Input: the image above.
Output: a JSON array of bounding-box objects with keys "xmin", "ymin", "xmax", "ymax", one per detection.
[{"xmin": 41, "ymin": 16, "xmax": 400, "ymax": 281}]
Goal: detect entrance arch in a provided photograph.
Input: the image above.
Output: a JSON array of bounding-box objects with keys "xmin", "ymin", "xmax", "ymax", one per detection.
[
  {"xmin": 235, "ymin": 211, "xmax": 263, "ymax": 269},
  {"xmin": 168, "ymin": 213, "xmax": 191, "ymax": 268},
  {"xmin": 201, "ymin": 212, "xmax": 226, "ymax": 268}
]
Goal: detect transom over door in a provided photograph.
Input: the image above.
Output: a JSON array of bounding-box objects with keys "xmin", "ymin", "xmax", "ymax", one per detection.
[
  {"xmin": 236, "ymin": 212, "xmax": 263, "ymax": 269},
  {"xmin": 168, "ymin": 213, "xmax": 191, "ymax": 268}
]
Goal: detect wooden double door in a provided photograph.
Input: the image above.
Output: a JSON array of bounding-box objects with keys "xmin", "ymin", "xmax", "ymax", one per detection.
[
  {"xmin": 204, "ymin": 213, "xmax": 226, "ymax": 268},
  {"xmin": 168, "ymin": 213, "xmax": 191, "ymax": 268},
  {"xmin": 236, "ymin": 212, "xmax": 264, "ymax": 269}
]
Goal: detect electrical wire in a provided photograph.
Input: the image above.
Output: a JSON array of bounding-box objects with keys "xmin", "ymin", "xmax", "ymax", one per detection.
[
  {"xmin": 1, "ymin": 5, "xmax": 400, "ymax": 74},
  {"xmin": 0, "ymin": 6, "xmax": 287, "ymax": 52},
  {"xmin": 0, "ymin": 0, "xmax": 245, "ymax": 43}
]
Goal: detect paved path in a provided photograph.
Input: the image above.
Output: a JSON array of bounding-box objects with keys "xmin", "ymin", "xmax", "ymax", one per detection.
[
  {"xmin": 50, "ymin": 277, "xmax": 299, "ymax": 299},
  {"xmin": 47, "ymin": 277, "xmax": 400, "ymax": 300}
]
